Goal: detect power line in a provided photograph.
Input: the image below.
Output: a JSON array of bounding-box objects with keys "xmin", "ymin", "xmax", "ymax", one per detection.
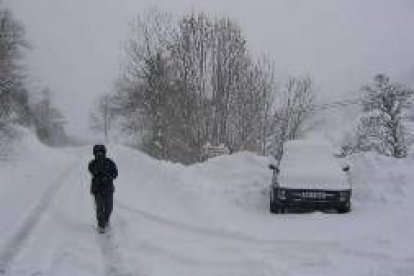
[
  {"xmin": 315, "ymin": 97, "xmax": 365, "ymax": 111},
  {"xmin": 313, "ymin": 90, "xmax": 414, "ymax": 111}
]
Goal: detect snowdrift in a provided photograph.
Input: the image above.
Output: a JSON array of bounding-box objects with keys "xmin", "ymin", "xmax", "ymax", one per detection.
[
  {"xmin": 350, "ymin": 151, "xmax": 414, "ymax": 206},
  {"xmin": 1, "ymin": 131, "xmax": 414, "ymax": 276},
  {"xmin": 0, "ymin": 127, "xmax": 76, "ymax": 251}
]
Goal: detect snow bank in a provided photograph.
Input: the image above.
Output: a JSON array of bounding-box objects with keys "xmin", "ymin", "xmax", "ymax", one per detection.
[
  {"xmin": 350, "ymin": 151, "xmax": 414, "ymax": 206},
  {"xmin": 115, "ymin": 142, "xmax": 414, "ymax": 227},
  {"xmin": 0, "ymin": 127, "xmax": 76, "ymax": 250},
  {"xmin": 0, "ymin": 125, "xmax": 22, "ymax": 160},
  {"xmin": 2, "ymin": 138, "xmax": 414, "ymax": 276},
  {"xmin": 113, "ymin": 148, "xmax": 275, "ymax": 236},
  {"xmin": 184, "ymin": 152, "xmax": 271, "ymax": 209}
]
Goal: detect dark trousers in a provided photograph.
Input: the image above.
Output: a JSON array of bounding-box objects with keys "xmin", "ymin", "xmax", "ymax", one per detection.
[{"xmin": 94, "ymin": 193, "xmax": 113, "ymax": 228}]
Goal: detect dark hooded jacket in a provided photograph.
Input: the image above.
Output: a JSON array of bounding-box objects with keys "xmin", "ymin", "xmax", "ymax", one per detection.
[{"xmin": 88, "ymin": 157, "xmax": 118, "ymax": 195}]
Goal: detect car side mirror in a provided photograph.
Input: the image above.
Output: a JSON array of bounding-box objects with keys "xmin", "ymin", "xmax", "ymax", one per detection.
[
  {"xmin": 269, "ymin": 164, "xmax": 280, "ymax": 174},
  {"xmin": 342, "ymin": 165, "xmax": 350, "ymax": 172}
]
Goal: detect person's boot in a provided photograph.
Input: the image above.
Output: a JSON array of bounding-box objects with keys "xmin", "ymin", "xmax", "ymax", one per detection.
[
  {"xmin": 105, "ymin": 220, "xmax": 111, "ymax": 229},
  {"xmin": 97, "ymin": 222, "xmax": 106, "ymax": 234}
]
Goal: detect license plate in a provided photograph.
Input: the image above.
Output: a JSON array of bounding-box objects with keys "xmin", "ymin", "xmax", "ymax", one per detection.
[{"xmin": 301, "ymin": 191, "xmax": 327, "ymax": 199}]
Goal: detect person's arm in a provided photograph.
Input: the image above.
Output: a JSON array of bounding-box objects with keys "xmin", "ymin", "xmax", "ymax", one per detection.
[
  {"xmin": 88, "ymin": 160, "xmax": 97, "ymax": 176},
  {"xmin": 89, "ymin": 160, "xmax": 105, "ymax": 178},
  {"xmin": 109, "ymin": 160, "xmax": 118, "ymax": 180}
]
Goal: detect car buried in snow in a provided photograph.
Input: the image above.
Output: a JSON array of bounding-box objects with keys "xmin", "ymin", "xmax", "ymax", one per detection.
[{"xmin": 269, "ymin": 138, "xmax": 352, "ymax": 214}]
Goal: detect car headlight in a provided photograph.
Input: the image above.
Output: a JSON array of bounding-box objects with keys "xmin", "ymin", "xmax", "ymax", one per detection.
[
  {"xmin": 339, "ymin": 191, "xmax": 348, "ymax": 202},
  {"xmin": 278, "ymin": 189, "xmax": 286, "ymax": 200}
]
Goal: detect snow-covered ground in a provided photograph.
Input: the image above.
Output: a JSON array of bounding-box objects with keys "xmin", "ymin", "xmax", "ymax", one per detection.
[{"xmin": 1, "ymin": 130, "xmax": 414, "ymax": 276}]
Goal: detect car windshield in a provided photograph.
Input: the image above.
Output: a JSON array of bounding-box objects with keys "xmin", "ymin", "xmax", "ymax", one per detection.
[{"xmin": 278, "ymin": 139, "xmax": 348, "ymax": 190}]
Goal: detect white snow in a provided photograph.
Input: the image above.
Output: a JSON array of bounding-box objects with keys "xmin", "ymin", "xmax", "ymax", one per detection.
[
  {"xmin": 278, "ymin": 138, "xmax": 350, "ymax": 190},
  {"xmin": 1, "ymin": 130, "xmax": 414, "ymax": 276}
]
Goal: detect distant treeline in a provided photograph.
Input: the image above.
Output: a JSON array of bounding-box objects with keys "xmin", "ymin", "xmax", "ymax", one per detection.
[{"xmin": 0, "ymin": 5, "xmax": 67, "ymax": 150}]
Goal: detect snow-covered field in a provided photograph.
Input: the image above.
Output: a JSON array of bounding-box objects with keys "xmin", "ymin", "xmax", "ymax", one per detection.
[{"xmin": 1, "ymin": 130, "xmax": 414, "ymax": 276}]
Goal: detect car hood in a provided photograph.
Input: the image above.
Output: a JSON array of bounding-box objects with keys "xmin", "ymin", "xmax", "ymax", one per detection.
[{"xmin": 278, "ymin": 143, "xmax": 350, "ymax": 190}]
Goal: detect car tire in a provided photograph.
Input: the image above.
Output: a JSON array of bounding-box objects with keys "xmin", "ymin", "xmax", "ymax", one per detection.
[
  {"xmin": 337, "ymin": 201, "xmax": 351, "ymax": 213},
  {"xmin": 270, "ymin": 188, "xmax": 285, "ymax": 214},
  {"xmin": 270, "ymin": 201, "xmax": 284, "ymax": 214},
  {"xmin": 270, "ymin": 200, "xmax": 278, "ymax": 213}
]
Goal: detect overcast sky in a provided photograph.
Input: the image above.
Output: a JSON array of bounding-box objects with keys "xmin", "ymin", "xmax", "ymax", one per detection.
[{"xmin": 6, "ymin": 0, "xmax": 414, "ymax": 136}]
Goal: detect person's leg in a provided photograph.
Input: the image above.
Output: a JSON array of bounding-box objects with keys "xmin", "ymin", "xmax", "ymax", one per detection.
[
  {"xmin": 94, "ymin": 194, "xmax": 106, "ymax": 228},
  {"xmin": 104, "ymin": 193, "xmax": 113, "ymax": 227}
]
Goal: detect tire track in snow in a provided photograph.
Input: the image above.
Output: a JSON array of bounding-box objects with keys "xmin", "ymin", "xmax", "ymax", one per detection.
[
  {"xmin": 115, "ymin": 200, "xmax": 411, "ymax": 267},
  {"xmin": 95, "ymin": 218, "xmax": 135, "ymax": 276},
  {"xmin": 0, "ymin": 160, "xmax": 78, "ymax": 275},
  {"xmin": 115, "ymin": 200, "xmax": 338, "ymax": 247}
]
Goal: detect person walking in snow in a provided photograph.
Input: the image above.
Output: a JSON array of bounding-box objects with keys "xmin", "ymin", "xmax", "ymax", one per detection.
[{"xmin": 88, "ymin": 144, "xmax": 118, "ymax": 233}]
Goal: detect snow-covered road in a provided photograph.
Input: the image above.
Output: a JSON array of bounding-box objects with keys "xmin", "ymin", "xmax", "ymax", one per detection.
[{"xmin": 1, "ymin": 135, "xmax": 414, "ymax": 276}]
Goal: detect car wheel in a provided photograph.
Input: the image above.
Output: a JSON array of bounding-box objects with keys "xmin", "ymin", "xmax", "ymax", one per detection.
[
  {"xmin": 270, "ymin": 201, "xmax": 284, "ymax": 214},
  {"xmin": 337, "ymin": 201, "xmax": 351, "ymax": 213},
  {"xmin": 270, "ymin": 200, "xmax": 278, "ymax": 213}
]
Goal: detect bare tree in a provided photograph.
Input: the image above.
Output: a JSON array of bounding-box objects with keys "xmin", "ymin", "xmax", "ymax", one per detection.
[
  {"xmin": 32, "ymin": 88, "xmax": 67, "ymax": 146},
  {"xmin": 253, "ymin": 57, "xmax": 276, "ymax": 155},
  {"xmin": 112, "ymin": 9, "xmax": 313, "ymax": 163},
  {"xmin": 210, "ymin": 17, "xmax": 248, "ymax": 147},
  {"xmin": 0, "ymin": 6, "xmax": 29, "ymax": 129},
  {"xmin": 273, "ymin": 76, "xmax": 315, "ymax": 160},
  {"xmin": 0, "ymin": 4, "xmax": 32, "ymax": 156},
  {"xmin": 90, "ymin": 94, "xmax": 115, "ymax": 143},
  {"xmin": 113, "ymin": 9, "xmax": 178, "ymax": 159},
  {"xmin": 166, "ymin": 12, "xmax": 211, "ymax": 161},
  {"xmin": 353, "ymin": 74, "xmax": 413, "ymax": 157}
]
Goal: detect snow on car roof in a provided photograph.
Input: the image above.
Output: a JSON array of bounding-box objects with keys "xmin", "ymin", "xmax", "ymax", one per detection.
[{"xmin": 278, "ymin": 138, "xmax": 349, "ymax": 190}]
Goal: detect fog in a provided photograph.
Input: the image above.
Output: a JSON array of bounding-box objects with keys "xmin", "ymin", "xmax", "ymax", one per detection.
[{"xmin": 7, "ymin": 0, "xmax": 414, "ymax": 136}]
